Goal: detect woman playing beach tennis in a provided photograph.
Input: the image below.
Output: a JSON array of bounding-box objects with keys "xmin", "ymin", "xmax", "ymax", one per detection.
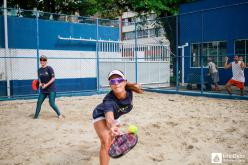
[
  {"xmin": 34, "ymin": 55, "xmax": 64, "ymax": 119},
  {"xmin": 92, "ymin": 70, "xmax": 143, "ymax": 165}
]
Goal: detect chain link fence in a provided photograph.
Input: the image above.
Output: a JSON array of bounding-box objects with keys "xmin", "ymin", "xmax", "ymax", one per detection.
[
  {"xmin": 177, "ymin": 2, "xmax": 248, "ymax": 96},
  {"xmin": 123, "ymin": 16, "xmax": 177, "ymax": 90},
  {"xmin": 0, "ymin": 2, "xmax": 248, "ymax": 100},
  {"xmin": 0, "ymin": 8, "xmax": 101, "ymax": 99}
]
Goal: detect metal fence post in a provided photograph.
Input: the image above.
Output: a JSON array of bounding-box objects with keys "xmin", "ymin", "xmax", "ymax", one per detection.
[
  {"xmin": 3, "ymin": 0, "xmax": 10, "ymax": 97},
  {"xmin": 200, "ymin": 12, "xmax": 204, "ymax": 94},
  {"xmin": 35, "ymin": 10, "xmax": 41, "ymax": 95},
  {"xmin": 135, "ymin": 21, "xmax": 138, "ymax": 83},
  {"xmin": 36, "ymin": 10, "xmax": 40, "ymax": 80},
  {"xmin": 96, "ymin": 18, "xmax": 100, "ymax": 91},
  {"xmin": 176, "ymin": 15, "xmax": 179, "ymax": 91}
]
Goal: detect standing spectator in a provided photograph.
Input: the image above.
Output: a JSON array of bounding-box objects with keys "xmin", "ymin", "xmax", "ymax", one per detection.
[
  {"xmin": 224, "ymin": 55, "xmax": 246, "ymax": 96},
  {"xmin": 207, "ymin": 57, "xmax": 220, "ymax": 91},
  {"xmin": 34, "ymin": 55, "xmax": 64, "ymax": 119}
]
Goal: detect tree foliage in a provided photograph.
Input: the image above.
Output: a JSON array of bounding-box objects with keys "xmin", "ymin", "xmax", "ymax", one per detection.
[
  {"xmin": 2, "ymin": 0, "xmax": 192, "ymax": 53},
  {"xmin": 95, "ymin": 0, "xmax": 194, "ymax": 18},
  {"xmin": 4, "ymin": 0, "xmax": 97, "ymax": 16},
  {"xmin": 3, "ymin": 0, "xmax": 194, "ymax": 18}
]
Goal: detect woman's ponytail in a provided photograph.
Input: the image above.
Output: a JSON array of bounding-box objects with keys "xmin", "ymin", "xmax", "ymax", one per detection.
[{"xmin": 125, "ymin": 82, "xmax": 144, "ymax": 94}]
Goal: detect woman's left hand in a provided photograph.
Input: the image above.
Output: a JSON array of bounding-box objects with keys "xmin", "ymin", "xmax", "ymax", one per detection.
[{"xmin": 41, "ymin": 83, "xmax": 48, "ymax": 89}]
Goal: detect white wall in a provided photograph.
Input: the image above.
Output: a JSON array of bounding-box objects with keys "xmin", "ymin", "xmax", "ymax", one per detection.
[
  {"xmin": 0, "ymin": 48, "xmax": 97, "ymax": 80},
  {"xmin": 0, "ymin": 48, "xmax": 170, "ymax": 88},
  {"xmin": 99, "ymin": 61, "xmax": 170, "ymax": 87}
]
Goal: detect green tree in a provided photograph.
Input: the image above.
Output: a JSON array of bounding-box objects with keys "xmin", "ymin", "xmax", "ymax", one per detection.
[
  {"xmin": 4, "ymin": 0, "xmax": 97, "ymax": 16},
  {"xmin": 3, "ymin": 0, "xmax": 37, "ymax": 10},
  {"xmin": 95, "ymin": 0, "xmax": 193, "ymax": 18}
]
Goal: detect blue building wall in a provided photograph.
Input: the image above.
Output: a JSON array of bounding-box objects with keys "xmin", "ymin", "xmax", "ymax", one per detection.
[
  {"xmin": 0, "ymin": 16, "xmax": 119, "ymax": 96},
  {"xmin": 0, "ymin": 17, "xmax": 4, "ymax": 48},
  {"xmin": 180, "ymin": 0, "xmax": 248, "ymax": 13},
  {"xmin": 179, "ymin": 0, "xmax": 248, "ymax": 85},
  {"xmin": 0, "ymin": 16, "xmax": 119, "ymax": 50}
]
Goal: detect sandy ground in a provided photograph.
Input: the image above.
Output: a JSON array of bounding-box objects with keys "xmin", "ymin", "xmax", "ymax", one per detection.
[{"xmin": 0, "ymin": 92, "xmax": 248, "ymax": 165}]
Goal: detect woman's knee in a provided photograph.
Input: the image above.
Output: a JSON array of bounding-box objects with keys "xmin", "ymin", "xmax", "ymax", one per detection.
[
  {"xmin": 36, "ymin": 99, "xmax": 44, "ymax": 107},
  {"xmin": 94, "ymin": 121, "xmax": 112, "ymax": 149},
  {"xmin": 99, "ymin": 134, "xmax": 112, "ymax": 150},
  {"xmin": 49, "ymin": 101, "xmax": 53, "ymax": 107},
  {"xmin": 49, "ymin": 100, "xmax": 56, "ymax": 106}
]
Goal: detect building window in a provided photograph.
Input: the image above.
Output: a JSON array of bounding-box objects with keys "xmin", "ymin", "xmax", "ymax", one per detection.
[
  {"xmin": 149, "ymin": 28, "xmax": 164, "ymax": 37},
  {"xmin": 124, "ymin": 30, "xmax": 150, "ymax": 40},
  {"xmin": 191, "ymin": 44, "xmax": 201, "ymax": 67},
  {"xmin": 123, "ymin": 32, "xmax": 135, "ymax": 40},
  {"xmin": 123, "ymin": 28, "xmax": 165, "ymax": 40},
  {"xmin": 235, "ymin": 39, "xmax": 248, "ymax": 64},
  {"xmin": 137, "ymin": 30, "xmax": 148, "ymax": 38},
  {"xmin": 191, "ymin": 41, "xmax": 227, "ymax": 67}
]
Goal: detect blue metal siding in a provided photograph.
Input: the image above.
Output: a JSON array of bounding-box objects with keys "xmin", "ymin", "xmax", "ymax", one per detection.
[
  {"xmin": 10, "ymin": 79, "xmax": 37, "ymax": 96},
  {"xmin": 0, "ymin": 17, "xmax": 4, "ymax": 48},
  {"xmin": 7, "ymin": 16, "xmax": 37, "ymax": 49},
  {"xmin": 55, "ymin": 78, "xmax": 97, "ymax": 92},
  {"xmin": 0, "ymin": 16, "xmax": 119, "ymax": 50},
  {"xmin": 0, "ymin": 16, "xmax": 118, "ymax": 97},
  {"xmin": 10, "ymin": 78, "xmax": 97, "ymax": 96},
  {"xmin": 180, "ymin": 0, "xmax": 248, "ymax": 14},
  {"xmin": 0, "ymin": 81, "xmax": 7, "ymax": 96},
  {"xmin": 180, "ymin": 1, "xmax": 248, "ymax": 46}
]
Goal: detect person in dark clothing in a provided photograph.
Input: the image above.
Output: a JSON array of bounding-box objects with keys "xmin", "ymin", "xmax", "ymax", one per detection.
[
  {"xmin": 92, "ymin": 70, "xmax": 143, "ymax": 165},
  {"xmin": 34, "ymin": 55, "xmax": 64, "ymax": 119}
]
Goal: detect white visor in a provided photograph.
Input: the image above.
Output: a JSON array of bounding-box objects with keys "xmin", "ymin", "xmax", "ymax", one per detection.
[{"xmin": 108, "ymin": 70, "xmax": 125, "ymax": 80}]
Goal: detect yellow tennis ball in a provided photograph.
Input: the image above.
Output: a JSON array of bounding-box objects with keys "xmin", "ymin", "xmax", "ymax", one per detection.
[{"xmin": 128, "ymin": 125, "xmax": 138, "ymax": 134}]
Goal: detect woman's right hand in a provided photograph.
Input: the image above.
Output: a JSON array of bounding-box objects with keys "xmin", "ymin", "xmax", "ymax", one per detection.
[
  {"xmin": 39, "ymin": 83, "xmax": 44, "ymax": 87},
  {"xmin": 40, "ymin": 83, "xmax": 46, "ymax": 89},
  {"xmin": 110, "ymin": 127, "xmax": 120, "ymax": 137}
]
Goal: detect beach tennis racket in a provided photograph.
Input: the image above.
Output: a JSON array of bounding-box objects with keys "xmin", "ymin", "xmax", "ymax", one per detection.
[
  {"xmin": 108, "ymin": 133, "xmax": 138, "ymax": 158},
  {"xmin": 32, "ymin": 79, "xmax": 39, "ymax": 90}
]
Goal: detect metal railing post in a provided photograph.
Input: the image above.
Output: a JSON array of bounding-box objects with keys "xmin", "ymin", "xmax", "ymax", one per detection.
[
  {"xmin": 176, "ymin": 15, "xmax": 179, "ymax": 91},
  {"xmin": 96, "ymin": 18, "xmax": 100, "ymax": 91},
  {"xmin": 4, "ymin": 0, "xmax": 10, "ymax": 97},
  {"xmin": 135, "ymin": 21, "xmax": 138, "ymax": 83},
  {"xmin": 200, "ymin": 12, "xmax": 204, "ymax": 94},
  {"xmin": 36, "ymin": 10, "xmax": 40, "ymax": 79}
]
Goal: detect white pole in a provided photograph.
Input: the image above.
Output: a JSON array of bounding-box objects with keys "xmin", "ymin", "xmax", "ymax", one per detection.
[
  {"xmin": 4, "ymin": 0, "xmax": 10, "ymax": 97},
  {"xmin": 182, "ymin": 48, "xmax": 185, "ymax": 85},
  {"xmin": 119, "ymin": 17, "xmax": 122, "ymax": 41},
  {"xmin": 178, "ymin": 43, "xmax": 188, "ymax": 86}
]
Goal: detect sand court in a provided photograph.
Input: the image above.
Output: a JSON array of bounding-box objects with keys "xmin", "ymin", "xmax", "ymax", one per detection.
[{"xmin": 0, "ymin": 92, "xmax": 247, "ymax": 165}]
